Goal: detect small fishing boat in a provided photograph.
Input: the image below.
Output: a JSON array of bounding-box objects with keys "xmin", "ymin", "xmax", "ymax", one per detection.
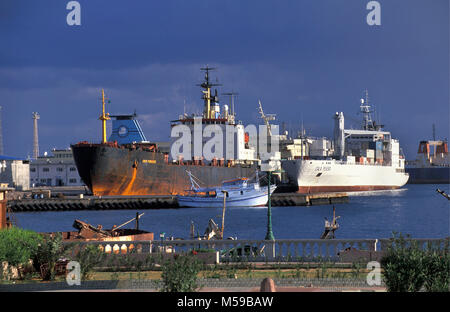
[{"xmin": 177, "ymin": 171, "xmax": 276, "ymax": 208}]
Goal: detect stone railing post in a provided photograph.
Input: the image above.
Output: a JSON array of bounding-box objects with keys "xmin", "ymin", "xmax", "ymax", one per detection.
[{"xmin": 265, "ymin": 240, "xmax": 276, "ymax": 261}]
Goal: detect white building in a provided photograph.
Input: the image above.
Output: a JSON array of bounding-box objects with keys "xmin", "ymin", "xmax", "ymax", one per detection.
[
  {"xmin": 0, "ymin": 156, "xmax": 30, "ymax": 191},
  {"xmin": 29, "ymin": 149, "xmax": 84, "ymax": 187}
]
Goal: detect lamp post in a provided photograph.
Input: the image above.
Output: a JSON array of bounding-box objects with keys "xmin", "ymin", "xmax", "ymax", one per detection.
[
  {"xmin": 221, "ymin": 190, "xmax": 228, "ymax": 240},
  {"xmin": 265, "ymin": 170, "xmax": 275, "ymax": 241}
]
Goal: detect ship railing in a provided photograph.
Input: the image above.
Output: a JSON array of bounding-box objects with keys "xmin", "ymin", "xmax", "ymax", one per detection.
[{"xmin": 63, "ymin": 238, "xmax": 448, "ymax": 263}]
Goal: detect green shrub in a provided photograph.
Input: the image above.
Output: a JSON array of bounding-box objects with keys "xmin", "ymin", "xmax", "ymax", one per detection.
[
  {"xmin": 381, "ymin": 233, "xmax": 425, "ymax": 292},
  {"xmin": 381, "ymin": 233, "xmax": 449, "ymax": 292},
  {"xmin": 160, "ymin": 254, "xmax": 202, "ymax": 292},
  {"xmin": 422, "ymin": 249, "xmax": 450, "ymax": 292},
  {"xmin": 33, "ymin": 233, "xmax": 71, "ymax": 281},
  {"xmin": 0, "ymin": 228, "xmax": 42, "ymax": 279},
  {"xmin": 74, "ymin": 244, "xmax": 105, "ymax": 280}
]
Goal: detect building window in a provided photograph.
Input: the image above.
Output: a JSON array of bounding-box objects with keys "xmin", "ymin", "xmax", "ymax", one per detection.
[
  {"xmin": 70, "ymin": 167, "xmax": 77, "ymax": 172},
  {"xmin": 57, "ymin": 167, "xmax": 63, "ymax": 172},
  {"xmin": 43, "ymin": 168, "xmax": 49, "ymax": 172},
  {"xmin": 69, "ymin": 178, "xmax": 77, "ymax": 183},
  {"xmin": 30, "ymin": 168, "xmax": 36, "ymax": 172}
]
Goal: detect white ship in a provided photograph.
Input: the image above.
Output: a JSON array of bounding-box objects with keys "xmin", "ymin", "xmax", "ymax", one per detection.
[
  {"xmin": 177, "ymin": 171, "xmax": 276, "ymax": 208},
  {"xmin": 282, "ymin": 91, "xmax": 409, "ymax": 193}
]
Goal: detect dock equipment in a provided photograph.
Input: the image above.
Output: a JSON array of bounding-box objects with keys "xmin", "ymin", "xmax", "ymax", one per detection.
[
  {"xmin": 320, "ymin": 206, "xmax": 340, "ymax": 239},
  {"xmin": 436, "ymin": 188, "xmax": 450, "ymax": 200}
]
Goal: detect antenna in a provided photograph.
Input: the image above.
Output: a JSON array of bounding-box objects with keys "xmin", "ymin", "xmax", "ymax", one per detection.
[
  {"xmin": 360, "ymin": 89, "xmax": 373, "ymax": 130},
  {"xmin": 301, "ymin": 115, "xmax": 305, "ymax": 137},
  {"xmin": 222, "ymin": 92, "xmax": 239, "ymax": 116},
  {"xmin": 32, "ymin": 112, "xmax": 40, "ymax": 159},
  {"xmin": 432, "ymin": 123, "xmax": 436, "ymax": 141}
]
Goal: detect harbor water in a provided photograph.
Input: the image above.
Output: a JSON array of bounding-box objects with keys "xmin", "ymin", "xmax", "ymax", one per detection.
[{"xmin": 12, "ymin": 184, "xmax": 450, "ymax": 240}]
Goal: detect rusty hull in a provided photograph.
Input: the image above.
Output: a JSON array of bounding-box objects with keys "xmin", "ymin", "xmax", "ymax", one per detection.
[{"xmin": 72, "ymin": 142, "xmax": 257, "ymax": 196}]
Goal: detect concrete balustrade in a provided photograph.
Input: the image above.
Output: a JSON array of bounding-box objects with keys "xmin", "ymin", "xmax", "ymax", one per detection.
[{"xmin": 64, "ymin": 237, "xmax": 448, "ymax": 263}]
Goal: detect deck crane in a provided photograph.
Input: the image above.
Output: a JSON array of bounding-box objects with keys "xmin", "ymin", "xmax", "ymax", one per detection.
[{"xmin": 258, "ymin": 100, "xmax": 276, "ymax": 137}]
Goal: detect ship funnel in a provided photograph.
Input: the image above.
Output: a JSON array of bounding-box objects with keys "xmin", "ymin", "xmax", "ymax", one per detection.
[{"xmin": 333, "ymin": 112, "xmax": 345, "ymax": 159}]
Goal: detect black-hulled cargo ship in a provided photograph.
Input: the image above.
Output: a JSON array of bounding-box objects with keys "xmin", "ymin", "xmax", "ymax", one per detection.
[
  {"xmin": 405, "ymin": 140, "xmax": 450, "ymax": 184},
  {"xmin": 72, "ymin": 67, "xmax": 259, "ymax": 196}
]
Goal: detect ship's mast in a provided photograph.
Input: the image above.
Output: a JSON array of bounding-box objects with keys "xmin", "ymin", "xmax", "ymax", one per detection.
[
  {"xmin": 99, "ymin": 89, "xmax": 111, "ymax": 144},
  {"xmin": 199, "ymin": 66, "xmax": 221, "ymax": 119},
  {"xmin": 360, "ymin": 89, "xmax": 374, "ymax": 130}
]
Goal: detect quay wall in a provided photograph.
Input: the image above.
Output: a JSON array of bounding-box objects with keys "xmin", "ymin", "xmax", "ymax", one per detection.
[{"xmin": 7, "ymin": 192, "xmax": 349, "ymax": 212}]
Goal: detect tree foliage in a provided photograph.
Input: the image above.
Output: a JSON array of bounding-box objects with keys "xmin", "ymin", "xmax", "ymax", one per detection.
[
  {"xmin": 381, "ymin": 233, "xmax": 449, "ymax": 292},
  {"xmin": 74, "ymin": 244, "xmax": 105, "ymax": 280},
  {"xmin": 33, "ymin": 233, "xmax": 71, "ymax": 280},
  {"xmin": 0, "ymin": 228, "xmax": 42, "ymax": 268},
  {"xmin": 160, "ymin": 254, "xmax": 202, "ymax": 292}
]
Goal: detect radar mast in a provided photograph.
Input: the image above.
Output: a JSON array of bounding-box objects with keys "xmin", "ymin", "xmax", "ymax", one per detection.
[{"xmin": 198, "ymin": 66, "xmax": 221, "ymax": 119}]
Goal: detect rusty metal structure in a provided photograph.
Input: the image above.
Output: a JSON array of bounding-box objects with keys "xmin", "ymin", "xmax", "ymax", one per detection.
[
  {"xmin": 46, "ymin": 213, "xmax": 154, "ymax": 242},
  {"xmin": 320, "ymin": 206, "xmax": 340, "ymax": 239},
  {"xmin": 0, "ymin": 184, "xmax": 14, "ymax": 229}
]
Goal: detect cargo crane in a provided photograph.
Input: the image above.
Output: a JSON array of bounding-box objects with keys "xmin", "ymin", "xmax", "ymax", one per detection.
[
  {"xmin": 258, "ymin": 100, "xmax": 276, "ymax": 136},
  {"xmin": 99, "ymin": 89, "xmax": 111, "ymax": 144}
]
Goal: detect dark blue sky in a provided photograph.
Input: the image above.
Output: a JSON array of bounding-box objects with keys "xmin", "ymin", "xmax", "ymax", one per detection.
[{"xmin": 0, "ymin": 0, "xmax": 448, "ymax": 159}]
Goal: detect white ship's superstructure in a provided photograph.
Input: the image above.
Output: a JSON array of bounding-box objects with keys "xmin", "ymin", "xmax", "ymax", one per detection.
[{"xmin": 282, "ymin": 91, "xmax": 409, "ymax": 193}]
